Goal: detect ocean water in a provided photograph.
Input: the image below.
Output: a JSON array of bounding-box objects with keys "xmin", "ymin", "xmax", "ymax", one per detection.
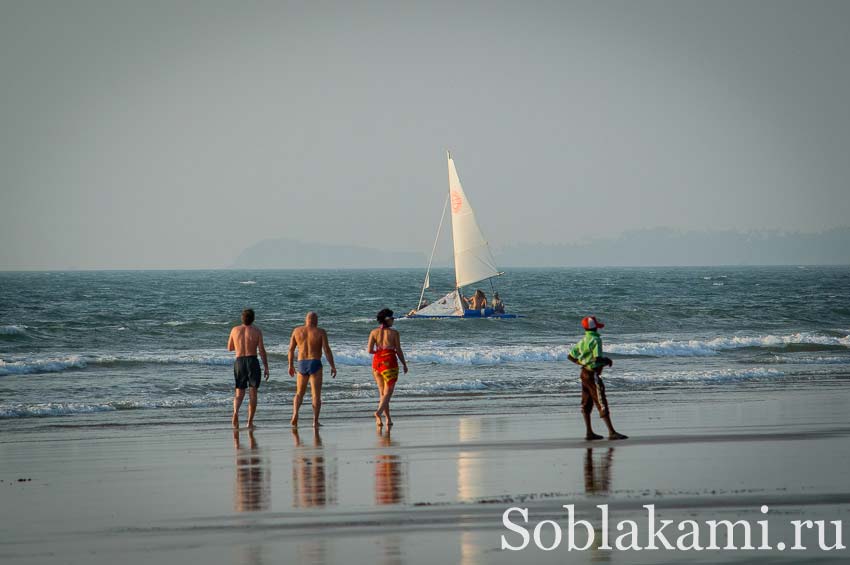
[{"xmin": 1, "ymin": 267, "xmax": 849, "ymax": 430}]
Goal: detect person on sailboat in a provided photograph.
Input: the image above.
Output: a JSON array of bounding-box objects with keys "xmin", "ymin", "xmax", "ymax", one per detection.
[
  {"xmin": 567, "ymin": 316, "xmax": 628, "ymax": 441},
  {"xmin": 367, "ymin": 308, "xmax": 408, "ymax": 428},
  {"xmin": 469, "ymin": 289, "xmax": 487, "ymax": 310},
  {"xmin": 491, "ymin": 292, "xmax": 505, "ymax": 314}
]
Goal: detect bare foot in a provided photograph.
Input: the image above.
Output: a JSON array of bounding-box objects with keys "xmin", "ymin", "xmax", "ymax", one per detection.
[
  {"xmin": 313, "ymin": 421, "xmax": 322, "ymax": 428},
  {"xmin": 374, "ymin": 412, "xmax": 383, "ymax": 427},
  {"xmin": 385, "ymin": 418, "xmax": 393, "ymax": 428},
  {"xmin": 609, "ymin": 432, "xmax": 628, "ymax": 440},
  {"xmin": 290, "ymin": 416, "xmax": 298, "ymax": 427},
  {"xmin": 232, "ymin": 414, "xmax": 239, "ymax": 428},
  {"xmin": 247, "ymin": 422, "xmax": 255, "ymax": 430},
  {"xmin": 585, "ymin": 432, "xmax": 604, "ymax": 440}
]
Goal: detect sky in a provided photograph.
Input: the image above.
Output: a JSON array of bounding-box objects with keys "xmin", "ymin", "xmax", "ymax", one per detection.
[{"xmin": 1, "ymin": 0, "xmax": 849, "ymax": 269}]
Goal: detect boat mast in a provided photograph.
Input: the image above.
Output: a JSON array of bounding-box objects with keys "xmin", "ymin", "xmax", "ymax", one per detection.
[{"xmin": 417, "ymin": 191, "xmax": 450, "ymax": 311}]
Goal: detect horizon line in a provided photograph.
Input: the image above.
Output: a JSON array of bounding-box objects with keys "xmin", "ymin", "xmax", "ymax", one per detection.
[{"xmin": 2, "ymin": 263, "xmax": 848, "ymax": 273}]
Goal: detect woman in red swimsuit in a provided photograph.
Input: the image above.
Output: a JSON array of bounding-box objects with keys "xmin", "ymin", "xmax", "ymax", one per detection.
[{"xmin": 367, "ymin": 308, "xmax": 408, "ymax": 428}]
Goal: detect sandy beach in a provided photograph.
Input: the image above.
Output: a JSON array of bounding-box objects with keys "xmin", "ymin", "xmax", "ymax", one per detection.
[{"xmin": 1, "ymin": 386, "xmax": 848, "ymax": 565}]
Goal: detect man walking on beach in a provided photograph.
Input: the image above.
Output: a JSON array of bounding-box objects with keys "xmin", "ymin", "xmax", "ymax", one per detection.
[
  {"xmin": 567, "ymin": 316, "xmax": 628, "ymax": 441},
  {"xmin": 288, "ymin": 312, "xmax": 337, "ymax": 428},
  {"xmin": 227, "ymin": 308, "xmax": 269, "ymax": 429}
]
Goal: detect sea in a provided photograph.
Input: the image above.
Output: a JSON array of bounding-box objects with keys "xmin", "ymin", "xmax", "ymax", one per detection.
[{"xmin": 1, "ymin": 267, "xmax": 849, "ymax": 432}]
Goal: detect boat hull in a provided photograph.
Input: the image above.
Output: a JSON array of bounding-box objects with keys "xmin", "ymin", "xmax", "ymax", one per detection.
[{"xmin": 406, "ymin": 309, "xmax": 518, "ymax": 319}]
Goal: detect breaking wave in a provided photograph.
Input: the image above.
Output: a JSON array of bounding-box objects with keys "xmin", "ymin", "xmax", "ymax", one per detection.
[
  {"xmin": 0, "ymin": 356, "xmax": 88, "ymax": 376},
  {"xmin": 0, "ymin": 402, "xmax": 117, "ymax": 418},
  {"xmin": 3, "ymin": 333, "xmax": 847, "ymax": 376},
  {"xmin": 0, "ymin": 366, "xmax": 818, "ymax": 419},
  {"xmin": 0, "ymin": 352, "xmax": 231, "ymax": 376},
  {"xmin": 0, "ymin": 397, "xmax": 234, "ymax": 418},
  {"xmin": 606, "ymin": 333, "xmax": 850, "ymax": 357},
  {"xmin": 612, "ymin": 367, "xmax": 786, "ymax": 383}
]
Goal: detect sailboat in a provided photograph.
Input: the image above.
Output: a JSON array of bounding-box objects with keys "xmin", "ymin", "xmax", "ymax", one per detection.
[{"xmin": 406, "ymin": 152, "xmax": 516, "ymax": 319}]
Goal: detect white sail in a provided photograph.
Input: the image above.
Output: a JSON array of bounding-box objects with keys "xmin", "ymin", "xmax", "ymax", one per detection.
[
  {"xmin": 448, "ymin": 153, "xmax": 501, "ymax": 288},
  {"xmin": 414, "ymin": 290, "xmax": 463, "ymax": 317}
]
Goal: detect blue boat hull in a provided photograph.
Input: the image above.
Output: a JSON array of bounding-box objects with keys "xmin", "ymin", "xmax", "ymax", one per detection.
[{"xmin": 406, "ymin": 308, "xmax": 518, "ymax": 319}]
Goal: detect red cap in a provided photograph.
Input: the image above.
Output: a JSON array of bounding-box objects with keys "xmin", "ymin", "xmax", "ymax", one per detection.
[{"xmin": 582, "ymin": 316, "xmax": 605, "ymax": 330}]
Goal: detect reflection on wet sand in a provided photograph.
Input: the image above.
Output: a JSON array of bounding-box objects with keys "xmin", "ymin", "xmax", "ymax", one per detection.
[
  {"xmin": 377, "ymin": 533, "xmax": 403, "ymax": 565},
  {"xmin": 374, "ymin": 430, "xmax": 406, "ymax": 565},
  {"xmin": 584, "ymin": 447, "xmax": 614, "ymax": 495},
  {"xmin": 460, "ymin": 530, "xmax": 483, "ymax": 565},
  {"xmin": 233, "ymin": 429, "xmax": 270, "ymax": 512},
  {"xmin": 235, "ymin": 544, "xmax": 264, "ymax": 565},
  {"xmin": 584, "ymin": 448, "xmax": 615, "ymax": 562},
  {"xmin": 457, "ymin": 418, "xmax": 492, "ymax": 565},
  {"xmin": 375, "ymin": 429, "xmax": 405, "ymax": 505},
  {"xmin": 295, "ymin": 538, "xmax": 329, "ymax": 565},
  {"xmin": 457, "ymin": 417, "xmax": 483, "ymax": 502},
  {"xmin": 292, "ymin": 428, "xmax": 337, "ymax": 508}
]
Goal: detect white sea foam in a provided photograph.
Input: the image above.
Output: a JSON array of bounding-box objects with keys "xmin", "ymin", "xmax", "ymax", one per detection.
[
  {"xmin": 163, "ymin": 320, "xmax": 227, "ymax": 327},
  {"xmin": 0, "ymin": 325, "xmax": 27, "ymax": 336},
  {"xmin": 326, "ymin": 333, "xmax": 850, "ymax": 365},
  {"xmin": 323, "ymin": 344, "xmax": 576, "ymax": 366},
  {"xmin": 614, "ymin": 367, "xmax": 785, "ymax": 383},
  {"xmin": 239, "ymin": 281, "xmax": 257, "ymax": 285},
  {"xmin": 0, "ymin": 352, "xmax": 232, "ymax": 375},
  {"xmin": 0, "ymin": 356, "xmax": 88, "ymax": 376},
  {"xmin": 111, "ymin": 397, "xmax": 233, "ymax": 410},
  {"xmin": 607, "ymin": 333, "xmax": 850, "ymax": 357},
  {"xmin": 399, "ymin": 379, "xmax": 490, "ymax": 392},
  {"xmin": 4, "ymin": 333, "xmax": 848, "ymax": 377},
  {"xmin": 0, "ymin": 402, "xmax": 116, "ymax": 418},
  {"xmin": 93, "ymin": 352, "xmax": 232, "ymax": 366},
  {"xmin": 766, "ymin": 355, "xmax": 850, "ymax": 365}
]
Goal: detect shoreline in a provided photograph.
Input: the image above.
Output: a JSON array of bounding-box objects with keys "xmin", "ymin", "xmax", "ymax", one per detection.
[{"xmin": 2, "ymin": 387, "xmax": 849, "ymax": 564}]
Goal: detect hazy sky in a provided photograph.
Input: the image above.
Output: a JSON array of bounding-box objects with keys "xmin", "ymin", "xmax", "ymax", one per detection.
[{"xmin": 2, "ymin": 0, "xmax": 849, "ymax": 269}]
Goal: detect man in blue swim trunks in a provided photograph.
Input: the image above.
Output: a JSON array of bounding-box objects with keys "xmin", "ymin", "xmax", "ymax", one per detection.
[
  {"xmin": 227, "ymin": 308, "xmax": 270, "ymax": 429},
  {"xmin": 288, "ymin": 311, "xmax": 337, "ymax": 428}
]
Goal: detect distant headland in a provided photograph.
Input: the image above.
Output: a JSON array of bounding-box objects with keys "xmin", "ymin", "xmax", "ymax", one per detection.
[{"xmin": 233, "ymin": 228, "xmax": 850, "ymax": 269}]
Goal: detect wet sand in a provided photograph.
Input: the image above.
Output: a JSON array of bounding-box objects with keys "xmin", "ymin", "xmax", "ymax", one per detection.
[{"xmin": 1, "ymin": 388, "xmax": 849, "ymax": 564}]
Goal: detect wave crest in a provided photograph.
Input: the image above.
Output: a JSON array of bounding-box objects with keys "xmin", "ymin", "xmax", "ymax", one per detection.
[
  {"xmin": 0, "ymin": 356, "xmax": 87, "ymax": 376},
  {"xmin": 607, "ymin": 333, "xmax": 850, "ymax": 357},
  {"xmin": 3, "ymin": 332, "xmax": 847, "ymax": 376}
]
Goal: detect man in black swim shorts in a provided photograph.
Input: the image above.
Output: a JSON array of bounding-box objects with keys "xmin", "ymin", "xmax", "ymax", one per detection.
[
  {"xmin": 234, "ymin": 355, "xmax": 263, "ymax": 389},
  {"xmin": 227, "ymin": 309, "xmax": 270, "ymax": 429}
]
